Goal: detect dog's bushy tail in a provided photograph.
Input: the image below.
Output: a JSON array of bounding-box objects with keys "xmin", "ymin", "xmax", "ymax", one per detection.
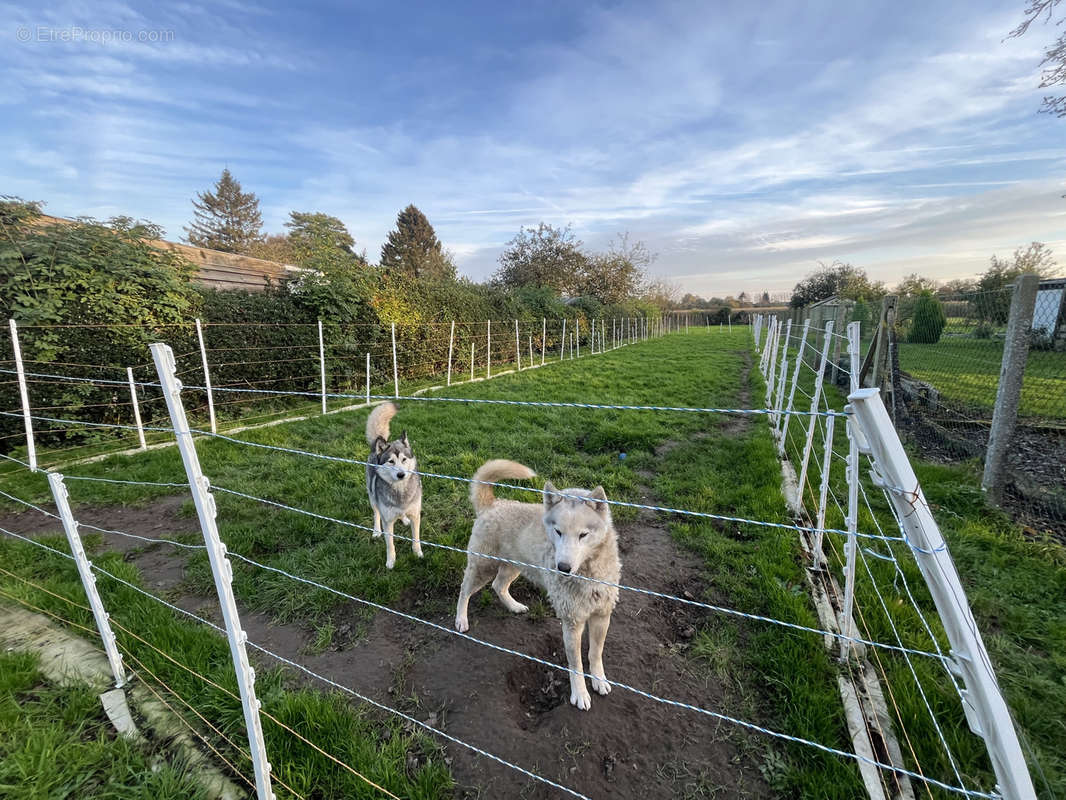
[
  {"xmin": 470, "ymin": 460, "xmax": 536, "ymax": 513},
  {"xmin": 366, "ymin": 402, "xmax": 397, "ymax": 446}
]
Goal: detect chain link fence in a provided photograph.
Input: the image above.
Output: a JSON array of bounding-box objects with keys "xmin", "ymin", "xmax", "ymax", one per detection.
[{"xmin": 888, "ymin": 279, "xmax": 1065, "ymax": 539}]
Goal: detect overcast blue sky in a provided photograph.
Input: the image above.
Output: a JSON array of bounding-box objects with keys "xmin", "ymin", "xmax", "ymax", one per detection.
[{"xmin": 3, "ymin": 0, "xmax": 1064, "ymax": 297}]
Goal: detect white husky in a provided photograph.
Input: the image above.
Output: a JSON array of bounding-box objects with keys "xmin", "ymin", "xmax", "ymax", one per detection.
[{"xmin": 455, "ymin": 460, "xmax": 621, "ymax": 710}]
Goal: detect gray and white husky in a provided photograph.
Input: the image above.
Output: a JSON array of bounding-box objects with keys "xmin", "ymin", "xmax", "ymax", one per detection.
[
  {"xmin": 455, "ymin": 460, "xmax": 621, "ymax": 710},
  {"xmin": 365, "ymin": 402, "xmax": 423, "ymax": 569}
]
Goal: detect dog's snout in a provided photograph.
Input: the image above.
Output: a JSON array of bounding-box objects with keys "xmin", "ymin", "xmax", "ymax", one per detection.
[
  {"xmin": 557, "ymin": 561, "xmax": 572, "ymax": 574},
  {"xmin": 396, "ymin": 470, "xmax": 406, "ymax": 479}
]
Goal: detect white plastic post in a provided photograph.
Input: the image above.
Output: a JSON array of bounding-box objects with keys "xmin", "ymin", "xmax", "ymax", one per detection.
[
  {"xmin": 560, "ymin": 318, "xmax": 566, "ymax": 361},
  {"xmin": 778, "ymin": 319, "xmax": 810, "ymax": 451},
  {"xmin": 728, "ymin": 313, "xmax": 732, "ymax": 333},
  {"xmin": 195, "ymin": 319, "xmax": 216, "ymax": 435},
  {"xmin": 317, "ymin": 320, "xmax": 326, "ymax": 414},
  {"xmin": 764, "ymin": 320, "xmax": 782, "ymax": 409},
  {"xmin": 487, "ymin": 320, "xmax": 492, "ymax": 378},
  {"xmin": 48, "ymin": 471, "xmax": 126, "ymax": 688},
  {"xmin": 811, "ymin": 413, "xmax": 835, "ymax": 570},
  {"xmin": 446, "ymin": 321, "xmax": 455, "ymax": 386},
  {"xmin": 601, "ymin": 319, "xmax": 606, "ymax": 354},
  {"xmin": 796, "ymin": 321, "xmax": 834, "ymax": 498},
  {"xmin": 365, "ymin": 353, "xmax": 370, "ymax": 404},
  {"xmin": 390, "ymin": 322, "xmax": 399, "ymax": 398},
  {"xmin": 8, "ymin": 320, "xmax": 35, "ymax": 471},
  {"xmin": 612, "ymin": 318, "xmax": 617, "ymax": 349},
  {"xmin": 848, "ymin": 387, "xmax": 1038, "ymax": 800},
  {"xmin": 570, "ymin": 332, "xmax": 574, "ymax": 359},
  {"xmin": 514, "ymin": 319, "xmax": 521, "ymax": 370},
  {"xmin": 576, "ymin": 319, "xmax": 581, "ymax": 358},
  {"xmin": 773, "ymin": 320, "xmax": 792, "ymax": 431},
  {"xmin": 840, "ymin": 321, "xmax": 862, "ymax": 659},
  {"xmin": 127, "ymin": 367, "xmax": 146, "ymax": 450},
  {"xmin": 541, "ymin": 318, "xmax": 546, "ymax": 366},
  {"xmin": 528, "ymin": 336, "xmax": 533, "ymax": 367},
  {"xmin": 149, "ymin": 343, "xmax": 275, "ymax": 800},
  {"xmin": 470, "ymin": 341, "xmax": 475, "ymax": 382}
]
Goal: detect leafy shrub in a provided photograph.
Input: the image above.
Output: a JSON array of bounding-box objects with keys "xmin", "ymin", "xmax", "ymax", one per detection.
[{"xmin": 908, "ymin": 291, "xmax": 947, "ymax": 344}]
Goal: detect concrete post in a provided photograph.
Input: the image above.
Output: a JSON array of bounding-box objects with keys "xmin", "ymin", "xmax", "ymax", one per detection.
[{"xmin": 982, "ymin": 274, "xmax": 1040, "ymax": 505}]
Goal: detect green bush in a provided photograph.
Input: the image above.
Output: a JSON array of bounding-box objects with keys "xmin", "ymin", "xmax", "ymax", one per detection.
[{"xmin": 908, "ymin": 291, "xmax": 947, "ymax": 344}]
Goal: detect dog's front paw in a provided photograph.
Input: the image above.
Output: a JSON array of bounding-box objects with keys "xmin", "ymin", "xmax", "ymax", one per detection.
[
  {"xmin": 590, "ymin": 673, "xmax": 611, "ymax": 696},
  {"xmin": 372, "ymin": 530, "xmax": 382, "ymax": 539},
  {"xmin": 455, "ymin": 615, "xmax": 469, "ymax": 632},
  {"xmin": 386, "ymin": 556, "xmax": 396, "ymax": 569},
  {"xmin": 570, "ymin": 685, "xmax": 592, "ymax": 711},
  {"xmin": 412, "ymin": 543, "xmax": 423, "ymax": 558}
]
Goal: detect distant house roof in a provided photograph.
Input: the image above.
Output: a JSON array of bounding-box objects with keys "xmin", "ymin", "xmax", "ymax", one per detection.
[
  {"xmin": 807, "ymin": 295, "xmax": 854, "ymax": 309},
  {"xmin": 34, "ymin": 214, "xmax": 293, "ymax": 292}
]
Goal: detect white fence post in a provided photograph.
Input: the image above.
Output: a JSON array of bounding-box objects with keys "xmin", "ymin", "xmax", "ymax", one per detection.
[
  {"xmin": 560, "ymin": 318, "xmax": 566, "ymax": 361},
  {"xmin": 601, "ymin": 319, "xmax": 606, "ymax": 353},
  {"xmin": 849, "ymin": 387, "xmax": 1038, "ymax": 800},
  {"xmin": 8, "ymin": 320, "xmax": 35, "ymax": 471},
  {"xmin": 390, "ymin": 322, "xmax": 399, "ymax": 398},
  {"xmin": 486, "ymin": 320, "xmax": 492, "ymax": 378},
  {"xmin": 127, "ymin": 367, "xmax": 146, "ymax": 450},
  {"xmin": 469, "ymin": 341, "xmax": 475, "ymax": 382},
  {"xmin": 150, "ymin": 343, "xmax": 275, "ymax": 800},
  {"xmin": 317, "ymin": 320, "xmax": 327, "ymax": 415},
  {"xmin": 773, "ymin": 320, "xmax": 792, "ymax": 431},
  {"xmin": 446, "ymin": 321, "xmax": 455, "ymax": 386},
  {"xmin": 541, "ymin": 318, "xmax": 546, "ymax": 366},
  {"xmin": 195, "ymin": 319, "xmax": 216, "ymax": 435},
  {"xmin": 48, "ymin": 471, "xmax": 126, "ymax": 688},
  {"xmin": 778, "ymin": 319, "xmax": 810, "ymax": 452},
  {"xmin": 839, "ymin": 321, "xmax": 862, "ymax": 659},
  {"xmin": 796, "ymin": 321, "xmax": 834, "ymax": 500},
  {"xmin": 811, "ymin": 413, "xmax": 835, "ymax": 569},
  {"xmin": 764, "ymin": 319, "xmax": 781, "ymax": 409},
  {"xmin": 514, "ymin": 319, "xmax": 521, "ymax": 370},
  {"xmin": 528, "ymin": 336, "xmax": 533, "ymax": 367},
  {"xmin": 365, "ymin": 353, "xmax": 370, "ymax": 404},
  {"xmin": 576, "ymin": 319, "xmax": 581, "ymax": 358}
]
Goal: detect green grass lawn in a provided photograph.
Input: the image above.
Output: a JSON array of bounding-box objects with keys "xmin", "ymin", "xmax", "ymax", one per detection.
[
  {"xmin": 897, "ymin": 337, "xmax": 1066, "ymax": 420},
  {"xmin": 0, "ymin": 650, "xmax": 211, "ymax": 800},
  {"xmin": 1, "ymin": 327, "xmax": 1062, "ymax": 798}
]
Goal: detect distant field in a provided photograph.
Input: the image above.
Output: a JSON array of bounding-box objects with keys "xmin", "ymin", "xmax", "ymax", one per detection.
[{"xmin": 898, "ymin": 336, "xmax": 1066, "ymax": 420}]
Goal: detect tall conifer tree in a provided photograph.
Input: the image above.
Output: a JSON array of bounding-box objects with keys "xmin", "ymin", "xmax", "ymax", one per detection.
[{"xmin": 184, "ymin": 168, "xmax": 263, "ymax": 253}]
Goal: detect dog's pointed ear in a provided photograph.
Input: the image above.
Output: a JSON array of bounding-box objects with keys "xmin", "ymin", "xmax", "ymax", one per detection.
[
  {"xmin": 588, "ymin": 486, "xmax": 608, "ymax": 514},
  {"xmin": 543, "ymin": 481, "xmax": 562, "ymax": 509},
  {"xmin": 372, "ymin": 436, "xmax": 387, "ymax": 455},
  {"xmin": 401, "ymin": 429, "xmax": 409, "ymax": 447}
]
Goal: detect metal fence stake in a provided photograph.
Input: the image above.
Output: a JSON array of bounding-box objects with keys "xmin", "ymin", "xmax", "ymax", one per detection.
[
  {"xmin": 773, "ymin": 320, "xmax": 793, "ymax": 432},
  {"xmin": 127, "ymin": 367, "xmax": 146, "ymax": 450},
  {"xmin": 447, "ymin": 321, "xmax": 455, "ymax": 386},
  {"xmin": 811, "ymin": 413, "xmax": 835, "ymax": 570},
  {"xmin": 796, "ymin": 321, "xmax": 834, "ymax": 501},
  {"xmin": 195, "ymin": 318, "xmax": 216, "ymax": 434},
  {"xmin": 470, "ymin": 342, "xmax": 475, "ymax": 382},
  {"xmin": 391, "ymin": 322, "xmax": 399, "ymax": 398},
  {"xmin": 317, "ymin": 320, "xmax": 327, "ymax": 414},
  {"xmin": 48, "ymin": 471, "xmax": 126, "ymax": 688},
  {"xmin": 839, "ymin": 321, "xmax": 862, "ymax": 660},
  {"xmin": 365, "ymin": 353, "xmax": 370, "ymax": 404},
  {"xmin": 779, "ymin": 319, "xmax": 811, "ymax": 452},
  {"xmin": 541, "ymin": 318, "xmax": 546, "ymax": 366},
  {"xmin": 515, "ymin": 319, "xmax": 521, "ymax": 370},
  {"xmin": 8, "ymin": 320, "xmax": 35, "ymax": 471},
  {"xmin": 150, "ymin": 343, "xmax": 275, "ymax": 800},
  {"xmin": 487, "ymin": 320, "xmax": 492, "ymax": 378}
]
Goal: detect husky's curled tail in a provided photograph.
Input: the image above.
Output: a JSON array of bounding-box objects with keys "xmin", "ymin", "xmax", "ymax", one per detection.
[
  {"xmin": 470, "ymin": 459, "xmax": 537, "ymax": 513},
  {"xmin": 366, "ymin": 401, "xmax": 398, "ymax": 446}
]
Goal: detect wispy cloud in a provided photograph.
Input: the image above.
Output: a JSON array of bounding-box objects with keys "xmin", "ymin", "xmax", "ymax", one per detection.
[{"xmin": 1, "ymin": 0, "xmax": 1062, "ymax": 296}]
